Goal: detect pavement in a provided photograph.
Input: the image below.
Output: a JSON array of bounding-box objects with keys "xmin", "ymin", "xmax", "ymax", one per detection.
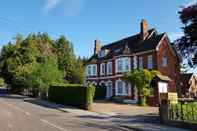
[
  {"xmin": 0, "ymin": 94, "xmax": 190, "ymax": 131},
  {"xmin": 92, "ymin": 100, "xmax": 158, "ymax": 116}
]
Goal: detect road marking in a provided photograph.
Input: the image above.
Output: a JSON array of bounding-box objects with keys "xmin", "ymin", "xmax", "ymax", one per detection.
[
  {"xmin": 14, "ymin": 106, "xmax": 31, "ymax": 116},
  {"xmin": 40, "ymin": 119, "xmax": 67, "ymax": 131},
  {"xmin": 8, "ymin": 124, "xmax": 13, "ymax": 128},
  {"xmin": 25, "ymin": 111, "xmax": 31, "ymax": 116}
]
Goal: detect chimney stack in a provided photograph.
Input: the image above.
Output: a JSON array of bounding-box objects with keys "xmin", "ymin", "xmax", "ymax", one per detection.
[
  {"xmin": 140, "ymin": 19, "xmax": 149, "ymax": 41},
  {"xmin": 94, "ymin": 38, "xmax": 101, "ymax": 54}
]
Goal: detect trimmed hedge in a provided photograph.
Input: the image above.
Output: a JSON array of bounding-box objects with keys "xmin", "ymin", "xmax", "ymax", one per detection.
[
  {"xmin": 48, "ymin": 84, "xmax": 95, "ymax": 110},
  {"xmin": 94, "ymin": 85, "xmax": 107, "ymax": 100}
]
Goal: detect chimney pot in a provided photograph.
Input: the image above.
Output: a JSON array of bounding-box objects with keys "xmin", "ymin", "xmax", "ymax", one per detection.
[
  {"xmin": 94, "ymin": 39, "xmax": 101, "ymax": 54},
  {"xmin": 140, "ymin": 19, "xmax": 149, "ymax": 40}
]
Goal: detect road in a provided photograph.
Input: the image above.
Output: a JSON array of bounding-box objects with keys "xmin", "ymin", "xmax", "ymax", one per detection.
[
  {"xmin": 0, "ymin": 94, "xmax": 131, "ymax": 131},
  {"xmin": 0, "ymin": 93, "xmax": 188, "ymax": 131}
]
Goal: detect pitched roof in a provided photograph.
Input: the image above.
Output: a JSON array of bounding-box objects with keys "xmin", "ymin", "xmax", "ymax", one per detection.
[
  {"xmin": 155, "ymin": 74, "xmax": 172, "ymax": 82},
  {"xmin": 87, "ymin": 28, "xmax": 167, "ymax": 62},
  {"xmin": 180, "ymin": 73, "xmax": 194, "ymax": 83}
]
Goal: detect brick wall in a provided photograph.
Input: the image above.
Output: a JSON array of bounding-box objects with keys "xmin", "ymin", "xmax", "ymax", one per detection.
[{"xmin": 156, "ymin": 38, "xmax": 180, "ymax": 92}]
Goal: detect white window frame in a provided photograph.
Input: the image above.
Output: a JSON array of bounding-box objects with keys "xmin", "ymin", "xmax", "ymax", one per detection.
[
  {"xmin": 148, "ymin": 55, "xmax": 153, "ymax": 69},
  {"xmin": 115, "ymin": 80, "xmax": 129, "ymax": 96},
  {"xmin": 116, "ymin": 59, "xmax": 123, "ymax": 72},
  {"xmin": 87, "ymin": 65, "xmax": 91, "ymax": 76},
  {"xmin": 133, "ymin": 56, "xmax": 138, "ymax": 69},
  {"xmin": 98, "ymin": 50, "xmax": 109, "ymax": 58},
  {"xmin": 124, "ymin": 57, "xmax": 130, "ymax": 71},
  {"xmin": 116, "ymin": 57, "xmax": 130, "ymax": 73},
  {"xmin": 138, "ymin": 57, "xmax": 143, "ymax": 69},
  {"xmin": 107, "ymin": 62, "xmax": 112, "ymax": 75},
  {"xmin": 161, "ymin": 51, "xmax": 167, "ymax": 67},
  {"xmin": 100, "ymin": 63, "xmax": 105, "ymax": 75},
  {"xmin": 92, "ymin": 64, "xmax": 97, "ymax": 76},
  {"xmin": 86, "ymin": 64, "xmax": 97, "ymax": 76},
  {"xmin": 158, "ymin": 82, "xmax": 168, "ymax": 93}
]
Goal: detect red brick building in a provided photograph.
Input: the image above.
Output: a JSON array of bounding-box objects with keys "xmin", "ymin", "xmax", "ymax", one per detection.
[{"xmin": 85, "ymin": 20, "xmax": 180, "ymax": 105}]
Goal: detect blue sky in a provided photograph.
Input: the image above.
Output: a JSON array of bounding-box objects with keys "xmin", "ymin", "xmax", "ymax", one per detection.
[{"xmin": 0, "ymin": 0, "xmax": 195, "ymax": 57}]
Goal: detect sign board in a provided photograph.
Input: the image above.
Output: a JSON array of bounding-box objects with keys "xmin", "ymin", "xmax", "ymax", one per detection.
[{"xmin": 160, "ymin": 92, "xmax": 178, "ymax": 104}]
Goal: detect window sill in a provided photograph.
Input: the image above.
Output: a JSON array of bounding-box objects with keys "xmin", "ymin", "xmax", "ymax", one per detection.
[{"xmin": 116, "ymin": 94, "xmax": 128, "ymax": 96}]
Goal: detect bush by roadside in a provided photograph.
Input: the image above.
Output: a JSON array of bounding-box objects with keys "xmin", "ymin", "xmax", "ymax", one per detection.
[
  {"xmin": 48, "ymin": 84, "xmax": 95, "ymax": 110},
  {"xmin": 0, "ymin": 78, "xmax": 5, "ymax": 87}
]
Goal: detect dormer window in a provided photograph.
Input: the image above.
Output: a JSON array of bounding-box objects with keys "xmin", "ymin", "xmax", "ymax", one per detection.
[
  {"xmin": 98, "ymin": 49, "xmax": 109, "ymax": 58},
  {"xmin": 114, "ymin": 48, "xmax": 121, "ymax": 53}
]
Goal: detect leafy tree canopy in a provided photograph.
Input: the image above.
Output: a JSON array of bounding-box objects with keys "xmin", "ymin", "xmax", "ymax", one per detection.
[
  {"xmin": 174, "ymin": 2, "xmax": 197, "ymax": 67},
  {"xmin": 123, "ymin": 69, "xmax": 160, "ymax": 105},
  {"xmin": 0, "ymin": 33, "xmax": 85, "ymax": 93}
]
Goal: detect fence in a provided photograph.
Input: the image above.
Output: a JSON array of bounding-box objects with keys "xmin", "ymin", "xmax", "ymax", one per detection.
[{"xmin": 168, "ymin": 100, "xmax": 197, "ymax": 123}]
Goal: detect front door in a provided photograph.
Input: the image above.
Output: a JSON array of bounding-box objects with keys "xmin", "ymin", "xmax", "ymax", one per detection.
[{"xmin": 106, "ymin": 81, "xmax": 113, "ymax": 99}]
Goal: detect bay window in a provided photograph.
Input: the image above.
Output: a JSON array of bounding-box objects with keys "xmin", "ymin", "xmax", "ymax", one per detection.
[
  {"xmin": 148, "ymin": 55, "xmax": 153, "ymax": 69},
  {"xmin": 117, "ymin": 59, "xmax": 123, "ymax": 72},
  {"xmin": 125, "ymin": 58, "xmax": 130, "ymax": 71},
  {"xmin": 116, "ymin": 57, "xmax": 130, "ymax": 73},
  {"xmin": 107, "ymin": 62, "xmax": 112, "ymax": 75},
  {"xmin": 100, "ymin": 63, "xmax": 105, "ymax": 75},
  {"xmin": 138, "ymin": 57, "xmax": 143, "ymax": 69}
]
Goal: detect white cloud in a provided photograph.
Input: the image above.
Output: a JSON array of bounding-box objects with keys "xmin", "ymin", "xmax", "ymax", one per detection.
[
  {"xmin": 168, "ymin": 32, "xmax": 184, "ymax": 41},
  {"xmin": 43, "ymin": 0, "xmax": 86, "ymax": 16},
  {"xmin": 64, "ymin": 0, "xmax": 86, "ymax": 16},
  {"xmin": 43, "ymin": 0, "xmax": 61, "ymax": 13}
]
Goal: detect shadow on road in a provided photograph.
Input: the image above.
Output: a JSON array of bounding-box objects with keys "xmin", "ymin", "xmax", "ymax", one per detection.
[
  {"xmin": 23, "ymin": 98, "xmax": 69, "ymax": 113},
  {"xmin": 79, "ymin": 113, "xmax": 161, "ymax": 131},
  {"xmin": 0, "ymin": 93, "xmax": 26, "ymax": 100},
  {"xmin": 78, "ymin": 113, "xmax": 159, "ymax": 124},
  {"xmin": 84, "ymin": 122, "xmax": 132, "ymax": 131}
]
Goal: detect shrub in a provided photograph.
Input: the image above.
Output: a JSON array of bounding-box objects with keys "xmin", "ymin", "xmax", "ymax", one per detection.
[
  {"xmin": 94, "ymin": 85, "xmax": 106, "ymax": 100},
  {"xmin": 48, "ymin": 84, "xmax": 95, "ymax": 110},
  {"xmin": 0, "ymin": 78, "xmax": 4, "ymax": 87}
]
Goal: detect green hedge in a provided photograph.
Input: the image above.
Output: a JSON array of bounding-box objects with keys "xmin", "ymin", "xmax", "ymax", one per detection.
[
  {"xmin": 0, "ymin": 78, "xmax": 4, "ymax": 87},
  {"xmin": 94, "ymin": 85, "xmax": 106, "ymax": 100},
  {"xmin": 48, "ymin": 84, "xmax": 95, "ymax": 110}
]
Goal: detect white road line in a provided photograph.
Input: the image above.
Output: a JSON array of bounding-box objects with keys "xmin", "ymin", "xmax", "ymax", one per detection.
[
  {"xmin": 14, "ymin": 106, "xmax": 32, "ymax": 116},
  {"xmin": 40, "ymin": 119, "xmax": 67, "ymax": 131},
  {"xmin": 8, "ymin": 124, "xmax": 13, "ymax": 128}
]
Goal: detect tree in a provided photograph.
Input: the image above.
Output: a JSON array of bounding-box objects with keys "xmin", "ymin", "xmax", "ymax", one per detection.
[
  {"xmin": 28, "ymin": 58, "xmax": 64, "ymax": 99},
  {"xmin": 0, "ymin": 42, "xmax": 16, "ymax": 83},
  {"xmin": 54, "ymin": 36, "xmax": 84, "ymax": 84},
  {"xmin": 71, "ymin": 57, "xmax": 85, "ymax": 84},
  {"xmin": 180, "ymin": 63, "xmax": 189, "ymax": 73},
  {"xmin": 0, "ymin": 78, "xmax": 4, "ymax": 87},
  {"xmin": 174, "ymin": 2, "xmax": 197, "ymax": 67},
  {"xmin": 123, "ymin": 69, "xmax": 159, "ymax": 106},
  {"xmin": 0, "ymin": 33, "xmax": 85, "ymax": 94}
]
